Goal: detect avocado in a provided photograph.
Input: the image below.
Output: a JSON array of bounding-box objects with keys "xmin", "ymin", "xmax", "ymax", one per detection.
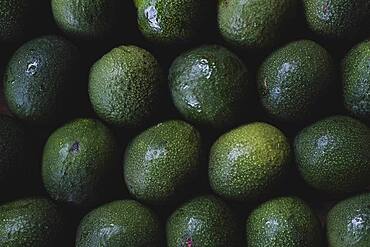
[
  {"xmin": 4, "ymin": 35, "xmax": 79, "ymax": 125},
  {"xmin": 0, "ymin": 197, "xmax": 64, "ymax": 247},
  {"xmin": 327, "ymin": 192, "xmax": 370, "ymax": 247},
  {"xmin": 135, "ymin": 0, "xmax": 208, "ymax": 44},
  {"xmin": 51, "ymin": 0, "xmax": 119, "ymax": 40},
  {"xmin": 257, "ymin": 40, "xmax": 335, "ymax": 122},
  {"xmin": 294, "ymin": 115, "xmax": 370, "ymax": 195},
  {"xmin": 89, "ymin": 45, "xmax": 164, "ymax": 128},
  {"xmin": 218, "ymin": 0, "xmax": 297, "ymax": 50},
  {"xmin": 209, "ymin": 122, "xmax": 291, "ymax": 202},
  {"xmin": 342, "ymin": 40, "xmax": 370, "ymax": 121},
  {"xmin": 169, "ymin": 45, "xmax": 249, "ymax": 129},
  {"xmin": 42, "ymin": 118, "xmax": 119, "ymax": 208},
  {"xmin": 124, "ymin": 120, "xmax": 202, "ymax": 204},
  {"xmin": 76, "ymin": 200, "xmax": 163, "ymax": 247},
  {"xmin": 166, "ymin": 195, "xmax": 240, "ymax": 247},
  {"xmin": 303, "ymin": 0, "xmax": 370, "ymax": 40},
  {"xmin": 246, "ymin": 196, "xmax": 323, "ymax": 247}
]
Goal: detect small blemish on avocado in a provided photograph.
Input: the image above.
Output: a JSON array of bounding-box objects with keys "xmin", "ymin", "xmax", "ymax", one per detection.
[{"xmin": 69, "ymin": 141, "xmax": 80, "ymax": 154}]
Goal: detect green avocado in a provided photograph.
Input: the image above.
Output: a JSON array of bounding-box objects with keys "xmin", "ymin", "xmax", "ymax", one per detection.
[
  {"xmin": 303, "ymin": 0, "xmax": 370, "ymax": 39},
  {"xmin": 294, "ymin": 115, "xmax": 370, "ymax": 195},
  {"xmin": 218, "ymin": 0, "xmax": 297, "ymax": 49},
  {"xmin": 51, "ymin": 0, "xmax": 119, "ymax": 39},
  {"xmin": 169, "ymin": 45, "xmax": 249, "ymax": 129},
  {"xmin": 257, "ymin": 40, "xmax": 335, "ymax": 122},
  {"xmin": 42, "ymin": 118, "xmax": 119, "ymax": 208},
  {"xmin": 124, "ymin": 120, "xmax": 202, "ymax": 204},
  {"xmin": 0, "ymin": 197, "xmax": 64, "ymax": 247},
  {"xmin": 246, "ymin": 196, "xmax": 323, "ymax": 247},
  {"xmin": 89, "ymin": 45, "xmax": 164, "ymax": 128},
  {"xmin": 342, "ymin": 40, "xmax": 370, "ymax": 121},
  {"xmin": 166, "ymin": 195, "xmax": 240, "ymax": 247},
  {"xmin": 327, "ymin": 193, "xmax": 370, "ymax": 247},
  {"xmin": 76, "ymin": 200, "xmax": 163, "ymax": 247},
  {"xmin": 209, "ymin": 122, "xmax": 291, "ymax": 202},
  {"xmin": 4, "ymin": 35, "xmax": 79, "ymax": 125}
]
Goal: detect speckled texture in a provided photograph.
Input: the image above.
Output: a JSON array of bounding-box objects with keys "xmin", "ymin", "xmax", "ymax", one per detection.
[
  {"xmin": 42, "ymin": 118, "xmax": 119, "ymax": 208},
  {"xmin": 124, "ymin": 120, "xmax": 202, "ymax": 204},
  {"xmin": 166, "ymin": 195, "xmax": 240, "ymax": 247},
  {"xmin": 342, "ymin": 40, "xmax": 370, "ymax": 121},
  {"xmin": 303, "ymin": 0, "xmax": 370, "ymax": 39},
  {"xmin": 89, "ymin": 45, "xmax": 164, "ymax": 128},
  {"xmin": 76, "ymin": 200, "xmax": 163, "ymax": 247},
  {"xmin": 169, "ymin": 45, "xmax": 249, "ymax": 129},
  {"xmin": 209, "ymin": 122, "xmax": 291, "ymax": 202},
  {"xmin": 0, "ymin": 197, "xmax": 64, "ymax": 247},
  {"xmin": 294, "ymin": 115, "xmax": 370, "ymax": 195},
  {"xmin": 327, "ymin": 193, "xmax": 370, "ymax": 247},
  {"xmin": 257, "ymin": 40, "xmax": 335, "ymax": 122},
  {"xmin": 51, "ymin": 0, "xmax": 119, "ymax": 39},
  {"xmin": 218, "ymin": 0, "xmax": 297, "ymax": 49},
  {"xmin": 246, "ymin": 196, "xmax": 323, "ymax": 247},
  {"xmin": 136, "ymin": 0, "xmax": 206, "ymax": 44},
  {"xmin": 4, "ymin": 35, "xmax": 79, "ymax": 124}
]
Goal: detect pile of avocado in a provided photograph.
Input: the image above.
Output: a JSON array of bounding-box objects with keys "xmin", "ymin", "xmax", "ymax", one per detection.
[{"xmin": 0, "ymin": 0, "xmax": 369, "ymax": 246}]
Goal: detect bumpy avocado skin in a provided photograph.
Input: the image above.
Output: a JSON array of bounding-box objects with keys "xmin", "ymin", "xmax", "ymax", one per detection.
[
  {"xmin": 166, "ymin": 195, "xmax": 240, "ymax": 247},
  {"xmin": 136, "ymin": 0, "xmax": 206, "ymax": 44},
  {"xmin": 257, "ymin": 40, "xmax": 335, "ymax": 122},
  {"xmin": 327, "ymin": 193, "xmax": 370, "ymax": 247},
  {"xmin": 342, "ymin": 40, "xmax": 370, "ymax": 121},
  {"xmin": 124, "ymin": 120, "xmax": 202, "ymax": 204},
  {"xmin": 294, "ymin": 116, "xmax": 370, "ymax": 195},
  {"xmin": 51, "ymin": 0, "xmax": 119, "ymax": 39},
  {"xmin": 246, "ymin": 197, "xmax": 323, "ymax": 247},
  {"xmin": 76, "ymin": 200, "xmax": 163, "ymax": 247},
  {"xmin": 0, "ymin": 197, "xmax": 64, "ymax": 247},
  {"xmin": 4, "ymin": 35, "xmax": 79, "ymax": 124},
  {"xmin": 169, "ymin": 45, "xmax": 249, "ymax": 129},
  {"xmin": 89, "ymin": 45, "xmax": 163, "ymax": 128},
  {"xmin": 209, "ymin": 122, "xmax": 291, "ymax": 202},
  {"xmin": 218, "ymin": 0, "xmax": 297, "ymax": 49},
  {"xmin": 303, "ymin": 0, "xmax": 370, "ymax": 39},
  {"xmin": 42, "ymin": 118, "xmax": 119, "ymax": 208}
]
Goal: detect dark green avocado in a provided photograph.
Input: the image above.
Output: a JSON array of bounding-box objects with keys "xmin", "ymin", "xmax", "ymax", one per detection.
[
  {"xmin": 294, "ymin": 115, "xmax": 370, "ymax": 195},
  {"xmin": 166, "ymin": 195, "xmax": 240, "ymax": 247},
  {"xmin": 42, "ymin": 118, "xmax": 119, "ymax": 208},
  {"xmin": 246, "ymin": 196, "xmax": 323, "ymax": 247},
  {"xmin": 0, "ymin": 197, "xmax": 64, "ymax": 247},
  {"xmin": 124, "ymin": 120, "xmax": 202, "ymax": 204},
  {"xmin": 76, "ymin": 200, "xmax": 163, "ymax": 247},
  {"xmin": 4, "ymin": 35, "xmax": 79, "ymax": 125},
  {"xmin": 169, "ymin": 45, "xmax": 249, "ymax": 129},
  {"xmin": 257, "ymin": 40, "xmax": 335, "ymax": 122},
  {"xmin": 327, "ymin": 193, "xmax": 370, "ymax": 247}
]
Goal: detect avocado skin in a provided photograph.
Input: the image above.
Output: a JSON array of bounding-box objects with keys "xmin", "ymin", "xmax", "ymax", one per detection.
[
  {"xmin": 0, "ymin": 197, "xmax": 64, "ymax": 247},
  {"xmin": 169, "ymin": 45, "xmax": 249, "ymax": 129},
  {"xmin": 51, "ymin": 0, "xmax": 119, "ymax": 39},
  {"xmin": 327, "ymin": 193, "xmax": 370, "ymax": 247},
  {"xmin": 218, "ymin": 0, "xmax": 297, "ymax": 49},
  {"xmin": 257, "ymin": 40, "xmax": 335, "ymax": 122},
  {"xmin": 42, "ymin": 118, "xmax": 119, "ymax": 208},
  {"xmin": 76, "ymin": 200, "xmax": 163, "ymax": 247},
  {"xmin": 303, "ymin": 0, "xmax": 370, "ymax": 39},
  {"xmin": 246, "ymin": 197, "xmax": 323, "ymax": 247},
  {"xmin": 89, "ymin": 45, "xmax": 163, "ymax": 128},
  {"xmin": 342, "ymin": 40, "xmax": 370, "ymax": 121},
  {"xmin": 124, "ymin": 120, "xmax": 202, "ymax": 204},
  {"xmin": 4, "ymin": 35, "xmax": 79, "ymax": 125},
  {"xmin": 209, "ymin": 122, "xmax": 291, "ymax": 202},
  {"xmin": 294, "ymin": 115, "xmax": 370, "ymax": 195},
  {"xmin": 166, "ymin": 195, "xmax": 240, "ymax": 247}
]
